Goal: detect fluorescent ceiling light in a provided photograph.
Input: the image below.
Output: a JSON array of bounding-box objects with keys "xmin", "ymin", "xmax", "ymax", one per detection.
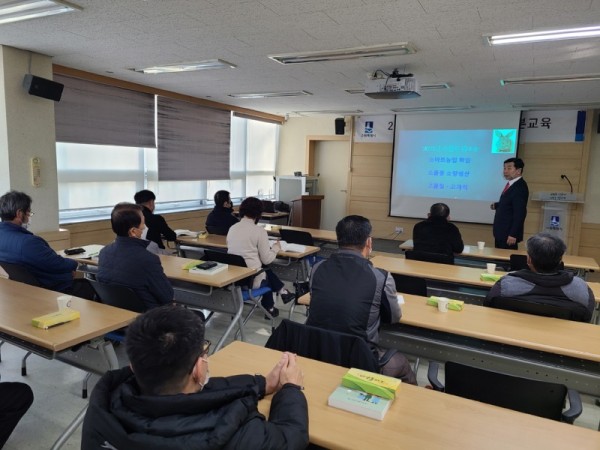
[
  {"xmin": 486, "ymin": 25, "xmax": 600, "ymax": 45},
  {"xmin": 133, "ymin": 59, "xmax": 236, "ymax": 74},
  {"xmin": 0, "ymin": 0, "xmax": 81, "ymax": 25},
  {"xmin": 391, "ymin": 105, "xmax": 473, "ymax": 113},
  {"xmin": 269, "ymin": 43, "xmax": 416, "ymax": 65},
  {"xmin": 293, "ymin": 109, "xmax": 363, "ymax": 115},
  {"xmin": 345, "ymin": 82, "xmax": 450, "ymax": 94},
  {"xmin": 512, "ymin": 102, "xmax": 600, "ymax": 110},
  {"xmin": 228, "ymin": 90, "xmax": 312, "ymax": 99},
  {"xmin": 501, "ymin": 74, "xmax": 600, "ymax": 85}
]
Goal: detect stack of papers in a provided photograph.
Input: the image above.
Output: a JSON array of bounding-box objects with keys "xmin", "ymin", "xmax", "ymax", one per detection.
[
  {"xmin": 269, "ymin": 239, "xmax": 306, "ymax": 253},
  {"xmin": 175, "ymin": 229, "xmax": 199, "ymax": 237}
]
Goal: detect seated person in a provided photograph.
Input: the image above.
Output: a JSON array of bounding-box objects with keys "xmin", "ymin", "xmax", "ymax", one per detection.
[
  {"xmin": 82, "ymin": 305, "xmax": 308, "ymax": 449},
  {"xmin": 484, "ymin": 233, "xmax": 595, "ymax": 321},
  {"xmin": 412, "ymin": 203, "xmax": 464, "ymax": 255},
  {"xmin": 205, "ymin": 190, "xmax": 239, "ymax": 235},
  {"xmin": 227, "ymin": 197, "xmax": 294, "ymax": 318},
  {"xmin": 307, "ymin": 215, "xmax": 417, "ymax": 384},
  {"xmin": 0, "ymin": 190, "xmax": 94, "ymax": 299},
  {"xmin": 0, "ymin": 382, "xmax": 33, "ymax": 448},
  {"xmin": 97, "ymin": 203, "xmax": 174, "ymax": 310},
  {"xmin": 134, "ymin": 190, "xmax": 176, "ymax": 251}
]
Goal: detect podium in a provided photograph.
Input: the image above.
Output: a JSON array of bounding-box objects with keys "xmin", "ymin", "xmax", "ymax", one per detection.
[
  {"xmin": 290, "ymin": 195, "xmax": 324, "ymax": 228},
  {"xmin": 531, "ymin": 192, "xmax": 584, "ymax": 242}
]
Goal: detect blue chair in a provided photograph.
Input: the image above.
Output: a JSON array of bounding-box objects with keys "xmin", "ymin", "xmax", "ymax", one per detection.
[{"xmin": 202, "ymin": 250, "xmax": 275, "ymax": 331}]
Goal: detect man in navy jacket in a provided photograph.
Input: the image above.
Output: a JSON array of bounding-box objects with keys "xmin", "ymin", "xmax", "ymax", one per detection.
[
  {"xmin": 0, "ymin": 190, "xmax": 94, "ymax": 298},
  {"xmin": 491, "ymin": 158, "xmax": 529, "ymax": 249}
]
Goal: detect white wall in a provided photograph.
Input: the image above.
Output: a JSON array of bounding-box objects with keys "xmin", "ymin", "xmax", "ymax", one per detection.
[
  {"xmin": 277, "ymin": 116, "xmax": 339, "ymax": 175},
  {"xmin": 0, "ymin": 45, "xmax": 59, "ymax": 232},
  {"xmin": 583, "ymin": 110, "xmax": 600, "ymax": 223}
]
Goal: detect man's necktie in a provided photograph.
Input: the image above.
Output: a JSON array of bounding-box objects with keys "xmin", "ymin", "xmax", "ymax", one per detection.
[{"xmin": 502, "ymin": 182, "xmax": 510, "ymax": 194}]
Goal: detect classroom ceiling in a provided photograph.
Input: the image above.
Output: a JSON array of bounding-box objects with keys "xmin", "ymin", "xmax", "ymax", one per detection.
[{"xmin": 2, "ymin": 0, "xmax": 600, "ymax": 118}]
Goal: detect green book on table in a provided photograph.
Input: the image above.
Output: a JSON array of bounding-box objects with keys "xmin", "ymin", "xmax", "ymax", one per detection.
[{"xmin": 328, "ymin": 386, "xmax": 392, "ymax": 421}]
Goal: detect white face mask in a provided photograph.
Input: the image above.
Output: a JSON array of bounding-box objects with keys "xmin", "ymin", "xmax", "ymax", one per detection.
[{"xmin": 140, "ymin": 226, "xmax": 149, "ymax": 240}]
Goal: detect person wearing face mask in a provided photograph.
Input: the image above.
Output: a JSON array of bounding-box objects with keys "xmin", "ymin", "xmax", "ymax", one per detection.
[
  {"xmin": 307, "ymin": 215, "xmax": 417, "ymax": 385},
  {"xmin": 134, "ymin": 190, "xmax": 177, "ymax": 251},
  {"xmin": 82, "ymin": 305, "xmax": 308, "ymax": 449},
  {"xmin": 0, "ymin": 190, "xmax": 95, "ymax": 298},
  {"xmin": 205, "ymin": 190, "xmax": 239, "ymax": 235},
  {"xmin": 97, "ymin": 202, "xmax": 174, "ymax": 310}
]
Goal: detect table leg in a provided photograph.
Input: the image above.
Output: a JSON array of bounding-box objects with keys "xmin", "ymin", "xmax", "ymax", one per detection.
[
  {"xmin": 50, "ymin": 404, "xmax": 89, "ymax": 450},
  {"xmin": 214, "ymin": 286, "xmax": 245, "ymax": 353}
]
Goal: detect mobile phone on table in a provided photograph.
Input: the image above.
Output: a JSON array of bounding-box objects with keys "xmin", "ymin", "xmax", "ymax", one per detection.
[{"xmin": 196, "ymin": 261, "xmax": 218, "ymax": 270}]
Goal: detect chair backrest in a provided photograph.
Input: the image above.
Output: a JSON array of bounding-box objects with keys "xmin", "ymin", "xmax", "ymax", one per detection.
[
  {"xmin": 510, "ymin": 254, "xmax": 564, "ymax": 272},
  {"xmin": 405, "ymin": 249, "xmax": 454, "ymax": 265},
  {"xmin": 391, "ymin": 273, "xmax": 427, "ymax": 296},
  {"xmin": 265, "ymin": 319, "xmax": 380, "ymax": 373},
  {"xmin": 88, "ymin": 279, "xmax": 147, "ymax": 313},
  {"xmin": 0, "ymin": 262, "xmax": 41, "ymax": 286},
  {"xmin": 202, "ymin": 249, "xmax": 247, "ymax": 267},
  {"xmin": 509, "ymin": 254, "xmax": 528, "ymax": 271},
  {"xmin": 206, "ymin": 225, "xmax": 229, "ymax": 236},
  {"xmin": 487, "ymin": 296, "xmax": 590, "ymax": 322},
  {"xmin": 279, "ymin": 229, "xmax": 315, "ymax": 246},
  {"xmin": 443, "ymin": 361, "xmax": 568, "ymax": 421}
]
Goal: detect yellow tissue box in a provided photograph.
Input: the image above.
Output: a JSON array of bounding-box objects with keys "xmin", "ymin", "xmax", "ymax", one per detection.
[
  {"xmin": 480, "ymin": 273, "xmax": 503, "ymax": 282},
  {"xmin": 341, "ymin": 368, "xmax": 401, "ymax": 400},
  {"xmin": 427, "ymin": 296, "xmax": 464, "ymax": 311},
  {"xmin": 181, "ymin": 260, "xmax": 203, "ymax": 270},
  {"xmin": 32, "ymin": 308, "xmax": 80, "ymax": 329}
]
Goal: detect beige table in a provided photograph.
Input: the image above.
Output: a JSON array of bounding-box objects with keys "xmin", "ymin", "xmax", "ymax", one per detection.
[
  {"xmin": 0, "ymin": 277, "xmax": 137, "ymax": 449},
  {"xmin": 400, "ymin": 239, "xmax": 599, "ymax": 275},
  {"xmin": 297, "ymin": 291, "xmax": 600, "ymax": 393},
  {"xmin": 372, "ymin": 253, "xmax": 600, "ymax": 308},
  {"xmin": 64, "ymin": 245, "xmax": 257, "ymax": 351},
  {"xmin": 210, "ymin": 341, "xmax": 600, "ymax": 450}
]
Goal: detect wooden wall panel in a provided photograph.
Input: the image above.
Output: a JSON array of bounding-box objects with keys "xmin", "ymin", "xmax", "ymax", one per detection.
[
  {"xmin": 62, "ymin": 209, "xmax": 209, "ymax": 248},
  {"xmin": 39, "ymin": 228, "xmax": 70, "ymax": 251}
]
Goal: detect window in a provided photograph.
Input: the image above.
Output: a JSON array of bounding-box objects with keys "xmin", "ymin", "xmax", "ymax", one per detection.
[{"xmin": 57, "ymin": 115, "xmax": 279, "ymax": 223}]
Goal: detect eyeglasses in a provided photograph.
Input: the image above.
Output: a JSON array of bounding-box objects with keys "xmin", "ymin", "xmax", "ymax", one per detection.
[{"xmin": 201, "ymin": 339, "xmax": 211, "ymax": 357}]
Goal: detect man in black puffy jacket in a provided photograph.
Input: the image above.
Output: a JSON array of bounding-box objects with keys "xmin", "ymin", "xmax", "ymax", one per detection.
[{"xmin": 82, "ymin": 305, "xmax": 308, "ymax": 450}]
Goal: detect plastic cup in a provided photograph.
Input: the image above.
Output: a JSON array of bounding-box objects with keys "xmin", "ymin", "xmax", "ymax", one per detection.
[
  {"xmin": 57, "ymin": 295, "xmax": 72, "ymax": 311},
  {"xmin": 477, "ymin": 241, "xmax": 485, "ymax": 250},
  {"xmin": 463, "ymin": 245, "xmax": 470, "ymax": 254},
  {"xmin": 437, "ymin": 297, "xmax": 449, "ymax": 312},
  {"xmin": 396, "ymin": 294, "xmax": 405, "ymax": 305},
  {"xmin": 486, "ymin": 263, "xmax": 496, "ymax": 274}
]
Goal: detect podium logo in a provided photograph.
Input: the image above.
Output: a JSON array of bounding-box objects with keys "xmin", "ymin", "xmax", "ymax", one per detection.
[{"xmin": 550, "ymin": 215, "xmax": 560, "ymax": 227}]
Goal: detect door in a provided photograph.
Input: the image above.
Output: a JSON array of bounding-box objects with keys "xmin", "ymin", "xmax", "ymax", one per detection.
[{"xmin": 314, "ymin": 141, "xmax": 351, "ymax": 230}]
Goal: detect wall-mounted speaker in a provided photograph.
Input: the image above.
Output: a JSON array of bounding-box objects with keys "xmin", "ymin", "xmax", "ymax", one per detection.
[
  {"xmin": 22, "ymin": 74, "xmax": 64, "ymax": 102},
  {"xmin": 335, "ymin": 117, "xmax": 345, "ymax": 135}
]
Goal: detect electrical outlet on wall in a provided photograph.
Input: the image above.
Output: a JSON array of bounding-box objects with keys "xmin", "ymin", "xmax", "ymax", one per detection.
[{"xmin": 395, "ymin": 226, "xmax": 403, "ymax": 234}]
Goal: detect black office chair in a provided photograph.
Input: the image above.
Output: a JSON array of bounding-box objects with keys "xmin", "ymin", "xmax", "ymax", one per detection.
[
  {"xmin": 280, "ymin": 229, "xmax": 315, "ymax": 246},
  {"xmin": 205, "ymin": 225, "xmax": 229, "ymax": 236},
  {"xmin": 405, "ymin": 250, "xmax": 454, "ymax": 265},
  {"xmin": 265, "ymin": 319, "xmax": 396, "ymax": 374},
  {"xmin": 486, "ymin": 296, "xmax": 591, "ymax": 322},
  {"xmin": 83, "ymin": 280, "xmax": 147, "ymax": 398},
  {"xmin": 509, "ymin": 254, "xmax": 565, "ymax": 272},
  {"xmin": 202, "ymin": 249, "xmax": 275, "ymax": 330},
  {"xmin": 0, "ymin": 262, "xmax": 41, "ymax": 366},
  {"xmin": 509, "ymin": 254, "xmax": 528, "ymax": 271},
  {"xmin": 427, "ymin": 361, "xmax": 582, "ymax": 423},
  {"xmin": 391, "ymin": 273, "xmax": 428, "ymax": 297}
]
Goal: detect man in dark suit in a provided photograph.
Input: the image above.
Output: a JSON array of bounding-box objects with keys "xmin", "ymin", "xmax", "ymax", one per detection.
[
  {"xmin": 490, "ymin": 158, "xmax": 529, "ymax": 249},
  {"xmin": 134, "ymin": 190, "xmax": 176, "ymax": 250}
]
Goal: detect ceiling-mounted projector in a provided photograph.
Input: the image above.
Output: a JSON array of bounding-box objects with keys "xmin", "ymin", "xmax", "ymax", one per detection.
[{"xmin": 364, "ymin": 72, "xmax": 421, "ymax": 99}]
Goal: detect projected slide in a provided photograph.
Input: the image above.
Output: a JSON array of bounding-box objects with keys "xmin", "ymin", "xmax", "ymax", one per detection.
[{"xmin": 390, "ymin": 112, "xmax": 521, "ymax": 224}]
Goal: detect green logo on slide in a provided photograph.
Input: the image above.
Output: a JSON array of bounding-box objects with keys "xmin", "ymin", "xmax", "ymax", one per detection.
[{"xmin": 491, "ymin": 129, "xmax": 516, "ymax": 153}]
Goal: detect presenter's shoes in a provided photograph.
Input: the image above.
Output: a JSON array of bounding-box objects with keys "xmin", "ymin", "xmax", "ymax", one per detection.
[
  {"xmin": 264, "ymin": 307, "xmax": 280, "ymax": 320},
  {"xmin": 280, "ymin": 291, "xmax": 296, "ymax": 304}
]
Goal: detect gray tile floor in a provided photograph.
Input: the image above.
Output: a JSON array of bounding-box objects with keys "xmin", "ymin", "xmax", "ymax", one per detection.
[{"xmin": 2, "ymin": 262, "xmax": 599, "ymax": 449}]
